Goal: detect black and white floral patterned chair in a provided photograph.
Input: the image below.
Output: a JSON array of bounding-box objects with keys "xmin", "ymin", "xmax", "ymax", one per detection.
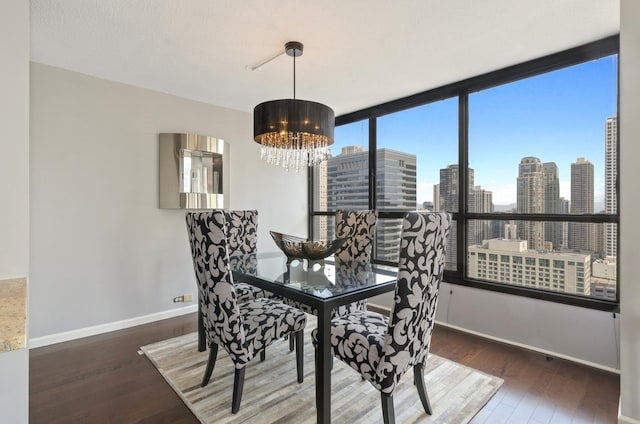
[
  {"xmin": 186, "ymin": 211, "xmax": 307, "ymax": 414},
  {"xmin": 332, "ymin": 209, "xmax": 377, "ymax": 316},
  {"xmin": 334, "ymin": 209, "xmax": 377, "ymax": 263},
  {"xmin": 282, "ymin": 210, "xmax": 378, "ymax": 354},
  {"xmin": 282, "ymin": 210, "xmax": 377, "ymax": 317},
  {"xmin": 224, "ymin": 210, "xmax": 266, "ymax": 303},
  {"xmin": 311, "ymin": 212, "xmax": 451, "ymax": 424},
  {"xmin": 196, "ymin": 210, "xmax": 266, "ymax": 352}
]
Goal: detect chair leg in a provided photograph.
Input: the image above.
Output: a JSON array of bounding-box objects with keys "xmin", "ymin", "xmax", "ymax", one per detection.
[
  {"xmin": 289, "ymin": 333, "xmax": 295, "ymax": 352},
  {"xmin": 381, "ymin": 393, "xmax": 396, "ymax": 424},
  {"xmin": 201, "ymin": 343, "xmax": 218, "ymax": 387},
  {"xmin": 295, "ymin": 330, "xmax": 304, "ymax": 383},
  {"xmin": 197, "ymin": 308, "xmax": 206, "ymax": 352},
  {"xmin": 231, "ymin": 367, "xmax": 246, "ymax": 414},
  {"xmin": 414, "ymin": 364, "xmax": 432, "ymax": 415},
  {"xmin": 260, "ymin": 349, "xmax": 266, "ymax": 362}
]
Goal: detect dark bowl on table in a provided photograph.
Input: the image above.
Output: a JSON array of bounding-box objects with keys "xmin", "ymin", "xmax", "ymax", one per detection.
[{"xmin": 269, "ymin": 231, "xmax": 348, "ymax": 261}]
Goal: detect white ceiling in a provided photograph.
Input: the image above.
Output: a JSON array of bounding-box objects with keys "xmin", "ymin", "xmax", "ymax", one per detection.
[{"xmin": 30, "ymin": 0, "xmax": 619, "ymax": 117}]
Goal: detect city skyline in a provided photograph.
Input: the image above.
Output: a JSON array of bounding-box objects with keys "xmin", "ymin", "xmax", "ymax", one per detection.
[
  {"xmin": 316, "ymin": 140, "xmax": 616, "ymax": 299},
  {"xmin": 333, "ymin": 54, "xmax": 618, "ymax": 207},
  {"xmin": 317, "ymin": 113, "xmax": 617, "ymax": 298}
]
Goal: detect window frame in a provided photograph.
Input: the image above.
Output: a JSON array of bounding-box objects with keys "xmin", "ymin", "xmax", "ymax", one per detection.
[{"xmin": 309, "ymin": 35, "xmax": 619, "ymax": 311}]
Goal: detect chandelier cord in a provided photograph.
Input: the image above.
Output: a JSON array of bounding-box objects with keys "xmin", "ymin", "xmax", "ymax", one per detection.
[{"xmin": 293, "ymin": 49, "xmax": 296, "ymax": 100}]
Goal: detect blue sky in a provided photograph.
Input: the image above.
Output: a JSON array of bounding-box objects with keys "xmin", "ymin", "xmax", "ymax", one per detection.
[{"xmin": 334, "ymin": 55, "xmax": 618, "ymax": 207}]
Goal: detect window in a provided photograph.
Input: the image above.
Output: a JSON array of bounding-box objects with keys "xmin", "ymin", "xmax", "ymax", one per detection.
[
  {"xmin": 467, "ymin": 51, "xmax": 617, "ymax": 303},
  {"xmin": 376, "ymin": 100, "xmax": 457, "ymax": 268},
  {"xmin": 313, "ymin": 120, "xmax": 369, "ymax": 240},
  {"xmin": 310, "ymin": 36, "xmax": 619, "ymax": 310}
]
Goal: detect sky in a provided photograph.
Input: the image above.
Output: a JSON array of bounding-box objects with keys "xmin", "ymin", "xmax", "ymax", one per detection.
[{"xmin": 334, "ymin": 55, "xmax": 618, "ymax": 208}]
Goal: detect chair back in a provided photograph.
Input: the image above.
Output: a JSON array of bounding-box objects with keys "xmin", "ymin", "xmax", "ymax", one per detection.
[
  {"xmin": 186, "ymin": 211, "xmax": 251, "ymax": 366},
  {"xmin": 224, "ymin": 210, "xmax": 259, "ymax": 276},
  {"xmin": 334, "ymin": 210, "xmax": 377, "ymax": 262},
  {"xmin": 224, "ymin": 210, "xmax": 258, "ymax": 256},
  {"xmin": 377, "ymin": 212, "xmax": 451, "ymax": 393}
]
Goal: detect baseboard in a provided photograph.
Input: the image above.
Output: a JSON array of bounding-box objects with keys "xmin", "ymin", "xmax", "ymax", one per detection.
[
  {"xmin": 29, "ymin": 304, "xmax": 198, "ymax": 349},
  {"xmin": 618, "ymin": 398, "xmax": 640, "ymax": 423},
  {"xmin": 618, "ymin": 414, "xmax": 640, "ymax": 424},
  {"xmin": 435, "ymin": 319, "xmax": 620, "ymax": 374}
]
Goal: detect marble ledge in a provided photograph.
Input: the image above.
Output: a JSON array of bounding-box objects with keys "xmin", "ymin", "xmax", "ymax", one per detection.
[{"xmin": 1, "ymin": 277, "xmax": 27, "ymax": 353}]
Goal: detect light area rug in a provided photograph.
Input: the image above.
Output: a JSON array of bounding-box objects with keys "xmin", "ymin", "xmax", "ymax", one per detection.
[{"xmin": 140, "ymin": 316, "xmax": 503, "ymax": 424}]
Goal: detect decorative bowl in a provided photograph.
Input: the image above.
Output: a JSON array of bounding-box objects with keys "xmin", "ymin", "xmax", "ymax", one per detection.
[{"xmin": 269, "ymin": 231, "xmax": 348, "ymax": 261}]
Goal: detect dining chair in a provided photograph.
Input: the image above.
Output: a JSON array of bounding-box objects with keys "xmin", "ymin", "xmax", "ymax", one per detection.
[
  {"xmin": 332, "ymin": 209, "xmax": 377, "ymax": 316},
  {"xmin": 186, "ymin": 210, "xmax": 307, "ymax": 413},
  {"xmin": 334, "ymin": 209, "xmax": 377, "ymax": 262},
  {"xmin": 224, "ymin": 210, "xmax": 267, "ymax": 302},
  {"xmin": 196, "ymin": 209, "xmax": 266, "ymax": 352},
  {"xmin": 311, "ymin": 212, "xmax": 451, "ymax": 424},
  {"xmin": 282, "ymin": 209, "xmax": 377, "ymax": 314},
  {"xmin": 282, "ymin": 210, "xmax": 378, "ymax": 353}
]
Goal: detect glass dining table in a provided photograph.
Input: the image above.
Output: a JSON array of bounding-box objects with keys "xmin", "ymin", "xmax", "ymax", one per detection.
[{"xmin": 229, "ymin": 251, "xmax": 398, "ymax": 424}]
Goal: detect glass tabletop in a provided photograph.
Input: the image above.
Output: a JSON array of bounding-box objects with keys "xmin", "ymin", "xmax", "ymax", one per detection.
[{"xmin": 229, "ymin": 251, "xmax": 398, "ymax": 300}]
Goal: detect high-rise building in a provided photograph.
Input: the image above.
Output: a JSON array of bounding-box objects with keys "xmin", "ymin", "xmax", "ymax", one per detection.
[
  {"xmin": 325, "ymin": 146, "xmax": 416, "ymax": 261},
  {"xmin": 543, "ymin": 162, "xmax": 562, "ymax": 250},
  {"xmin": 468, "ymin": 186, "xmax": 493, "ymax": 245},
  {"xmin": 439, "ymin": 165, "xmax": 475, "ymax": 269},
  {"xmin": 376, "ymin": 149, "xmax": 417, "ymax": 210},
  {"xmin": 594, "ymin": 222, "xmax": 606, "ymax": 257},
  {"xmin": 569, "ymin": 157, "xmax": 594, "ymax": 251},
  {"xmin": 375, "ymin": 149, "xmax": 417, "ymax": 261},
  {"xmin": 438, "ymin": 165, "xmax": 494, "ymax": 265},
  {"xmin": 605, "ymin": 116, "xmax": 617, "ymax": 257},
  {"xmin": 326, "ymin": 145, "xmax": 369, "ymax": 212},
  {"xmin": 517, "ymin": 157, "xmax": 545, "ymax": 250},
  {"xmin": 439, "ymin": 164, "xmax": 470, "ymax": 213},
  {"xmin": 560, "ymin": 197, "xmax": 570, "ymax": 248}
]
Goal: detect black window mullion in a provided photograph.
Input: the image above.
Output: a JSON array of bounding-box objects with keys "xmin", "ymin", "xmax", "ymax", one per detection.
[
  {"xmin": 458, "ymin": 94, "xmax": 469, "ymax": 278},
  {"xmin": 307, "ymin": 166, "xmax": 313, "ymax": 238},
  {"xmin": 369, "ymin": 117, "xmax": 377, "ymax": 209}
]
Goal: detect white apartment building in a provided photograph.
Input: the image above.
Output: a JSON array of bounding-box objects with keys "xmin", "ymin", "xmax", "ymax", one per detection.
[
  {"xmin": 468, "ymin": 238, "xmax": 591, "ymax": 295},
  {"xmin": 591, "ymin": 257, "xmax": 617, "ymax": 300},
  {"xmin": 605, "ymin": 116, "xmax": 618, "ymax": 257}
]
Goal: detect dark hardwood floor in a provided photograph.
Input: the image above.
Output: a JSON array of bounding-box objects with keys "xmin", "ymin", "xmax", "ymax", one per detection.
[
  {"xmin": 29, "ymin": 312, "xmax": 619, "ymax": 424},
  {"xmin": 430, "ymin": 326, "xmax": 619, "ymax": 424}
]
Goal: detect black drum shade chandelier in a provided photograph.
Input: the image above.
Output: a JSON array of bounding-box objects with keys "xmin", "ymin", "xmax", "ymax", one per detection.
[{"xmin": 253, "ymin": 41, "xmax": 335, "ymax": 172}]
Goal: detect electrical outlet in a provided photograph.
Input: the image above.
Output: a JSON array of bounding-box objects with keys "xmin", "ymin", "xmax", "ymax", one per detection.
[
  {"xmin": 173, "ymin": 295, "xmax": 184, "ymax": 303},
  {"xmin": 183, "ymin": 293, "xmax": 193, "ymax": 302}
]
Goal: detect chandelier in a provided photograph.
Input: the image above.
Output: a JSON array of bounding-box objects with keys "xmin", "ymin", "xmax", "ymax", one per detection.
[{"xmin": 253, "ymin": 41, "xmax": 335, "ymax": 172}]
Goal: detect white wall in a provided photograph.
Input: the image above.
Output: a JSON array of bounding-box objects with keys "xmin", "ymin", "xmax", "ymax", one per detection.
[
  {"xmin": 29, "ymin": 63, "xmax": 308, "ymax": 340},
  {"xmin": 371, "ymin": 280, "xmax": 619, "ymax": 370},
  {"xmin": 0, "ymin": 1, "xmax": 29, "ymax": 279},
  {"xmin": 0, "ymin": 0, "xmax": 29, "ymax": 422},
  {"xmin": 619, "ymin": 0, "xmax": 640, "ymax": 421}
]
